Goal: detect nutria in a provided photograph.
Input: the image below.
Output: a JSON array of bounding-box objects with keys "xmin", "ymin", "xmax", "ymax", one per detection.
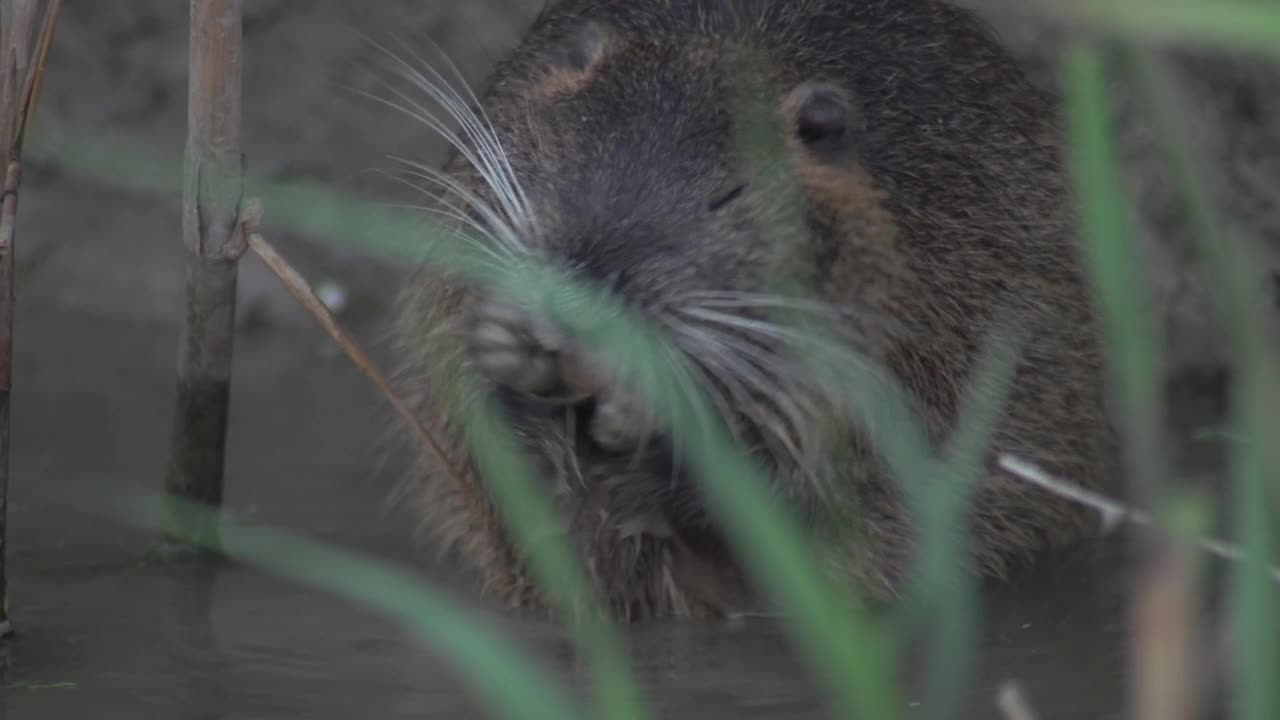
[{"xmin": 389, "ymin": 0, "xmax": 1117, "ymax": 621}]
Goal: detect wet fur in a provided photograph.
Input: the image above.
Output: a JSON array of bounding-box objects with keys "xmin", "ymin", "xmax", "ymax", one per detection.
[{"xmin": 389, "ymin": 0, "xmax": 1118, "ymax": 621}]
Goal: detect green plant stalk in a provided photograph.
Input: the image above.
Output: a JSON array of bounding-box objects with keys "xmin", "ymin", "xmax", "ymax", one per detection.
[
  {"xmin": 1047, "ymin": 0, "xmax": 1280, "ymax": 59},
  {"xmin": 126, "ymin": 495, "xmax": 587, "ymax": 720},
  {"xmin": 915, "ymin": 326, "xmax": 1025, "ymax": 719},
  {"xmin": 1062, "ymin": 42, "xmax": 1168, "ymax": 505},
  {"xmin": 1228, "ymin": 392, "xmax": 1280, "ymax": 720},
  {"xmin": 1125, "ymin": 49, "xmax": 1280, "ymax": 720},
  {"xmin": 460, "ymin": 393, "xmax": 649, "ymax": 720}
]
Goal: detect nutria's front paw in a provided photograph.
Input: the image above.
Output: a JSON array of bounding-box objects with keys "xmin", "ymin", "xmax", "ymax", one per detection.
[
  {"xmin": 590, "ymin": 383, "xmax": 656, "ymax": 453},
  {"xmin": 467, "ymin": 296, "xmax": 568, "ymax": 396},
  {"xmin": 466, "ymin": 294, "xmax": 659, "ymax": 452}
]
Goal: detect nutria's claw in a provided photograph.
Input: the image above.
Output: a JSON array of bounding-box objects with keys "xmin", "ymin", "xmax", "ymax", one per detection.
[{"xmin": 589, "ymin": 384, "xmax": 655, "ymax": 453}]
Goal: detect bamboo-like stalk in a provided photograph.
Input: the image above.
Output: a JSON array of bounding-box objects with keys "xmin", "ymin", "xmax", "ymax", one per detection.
[
  {"xmin": 162, "ymin": 0, "xmax": 246, "ymax": 551},
  {"xmin": 0, "ymin": 0, "xmax": 62, "ymax": 638}
]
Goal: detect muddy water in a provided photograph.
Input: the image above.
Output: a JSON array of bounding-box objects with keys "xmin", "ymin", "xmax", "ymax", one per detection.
[{"xmin": 0, "ymin": 303, "xmax": 1159, "ymax": 720}]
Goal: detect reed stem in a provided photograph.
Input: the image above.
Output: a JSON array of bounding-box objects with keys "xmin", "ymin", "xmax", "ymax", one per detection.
[{"xmin": 163, "ymin": 0, "xmax": 246, "ymax": 551}]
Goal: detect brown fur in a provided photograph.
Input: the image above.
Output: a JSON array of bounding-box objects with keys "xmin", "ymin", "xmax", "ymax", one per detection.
[{"xmin": 389, "ymin": 0, "xmax": 1119, "ymax": 621}]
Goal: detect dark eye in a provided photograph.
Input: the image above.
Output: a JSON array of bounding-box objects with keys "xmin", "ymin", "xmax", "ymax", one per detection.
[
  {"xmin": 793, "ymin": 84, "xmax": 850, "ymax": 147},
  {"xmin": 708, "ymin": 184, "xmax": 746, "ymax": 211}
]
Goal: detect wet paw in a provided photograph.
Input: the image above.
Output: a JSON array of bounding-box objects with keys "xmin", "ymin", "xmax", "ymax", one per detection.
[
  {"xmin": 467, "ymin": 296, "xmax": 567, "ymax": 396},
  {"xmin": 590, "ymin": 382, "xmax": 656, "ymax": 453},
  {"xmin": 466, "ymin": 293, "xmax": 660, "ymax": 454}
]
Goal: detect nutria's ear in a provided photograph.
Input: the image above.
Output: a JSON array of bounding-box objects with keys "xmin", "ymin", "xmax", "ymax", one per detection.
[
  {"xmin": 535, "ymin": 21, "xmax": 618, "ymax": 97},
  {"xmin": 550, "ymin": 20, "xmax": 616, "ymax": 73},
  {"xmin": 785, "ymin": 82, "xmax": 855, "ymax": 157}
]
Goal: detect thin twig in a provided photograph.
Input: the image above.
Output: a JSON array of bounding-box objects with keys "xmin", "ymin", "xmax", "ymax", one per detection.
[
  {"xmin": 0, "ymin": 0, "xmax": 64, "ymax": 639},
  {"xmin": 998, "ymin": 454, "xmax": 1280, "ymax": 583},
  {"xmin": 0, "ymin": 160, "xmax": 18, "ymax": 640},
  {"xmin": 235, "ymin": 199, "xmax": 469, "ymax": 497},
  {"xmin": 10, "ymin": 0, "xmax": 59, "ymax": 157}
]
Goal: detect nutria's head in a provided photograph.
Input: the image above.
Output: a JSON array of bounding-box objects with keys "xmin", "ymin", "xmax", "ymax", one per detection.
[
  {"xmin": 388, "ymin": 2, "xmax": 1116, "ymax": 619},
  {"xmin": 471, "ymin": 25, "xmax": 907, "ymax": 477},
  {"xmin": 388, "ymin": 19, "xmax": 915, "ymax": 614}
]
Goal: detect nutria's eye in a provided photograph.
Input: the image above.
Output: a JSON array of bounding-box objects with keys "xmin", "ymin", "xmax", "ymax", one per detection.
[
  {"xmin": 791, "ymin": 83, "xmax": 852, "ymax": 148},
  {"xmin": 708, "ymin": 184, "xmax": 746, "ymax": 211}
]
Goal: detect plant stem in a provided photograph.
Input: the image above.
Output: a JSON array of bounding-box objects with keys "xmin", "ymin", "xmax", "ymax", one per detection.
[{"xmin": 163, "ymin": 0, "xmax": 246, "ymax": 550}]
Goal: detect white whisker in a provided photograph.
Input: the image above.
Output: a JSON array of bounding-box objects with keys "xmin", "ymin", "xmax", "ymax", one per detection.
[
  {"xmin": 674, "ymin": 306, "xmax": 851, "ymax": 356},
  {"xmin": 665, "ymin": 309, "xmax": 835, "ymax": 501},
  {"xmin": 674, "ymin": 290, "xmax": 839, "ymax": 315},
  {"xmin": 365, "ymin": 38, "xmax": 533, "ymax": 236},
  {"xmin": 387, "ymin": 36, "xmax": 535, "ymax": 228},
  {"xmin": 356, "ymin": 82, "xmax": 520, "ymax": 225},
  {"xmin": 377, "ymin": 165, "xmax": 522, "ymax": 262},
  {"xmin": 389, "ymin": 157, "xmax": 528, "ymax": 259}
]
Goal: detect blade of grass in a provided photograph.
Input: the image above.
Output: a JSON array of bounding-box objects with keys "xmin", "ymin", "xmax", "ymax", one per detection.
[
  {"xmin": 1123, "ymin": 47, "xmax": 1280, "ymax": 720},
  {"xmin": 913, "ymin": 324, "xmax": 1026, "ymax": 720},
  {"xmin": 119, "ymin": 495, "xmax": 587, "ymax": 720},
  {"xmin": 1063, "ymin": 40, "xmax": 1199, "ymax": 720},
  {"xmin": 456, "ymin": 392, "xmax": 649, "ymax": 720},
  {"xmin": 1018, "ymin": 0, "xmax": 1280, "ymax": 60},
  {"xmin": 1062, "ymin": 42, "xmax": 1168, "ymax": 505}
]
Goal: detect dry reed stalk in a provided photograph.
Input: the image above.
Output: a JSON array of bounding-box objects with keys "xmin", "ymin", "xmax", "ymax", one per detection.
[
  {"xmin": 0, "ymin": 0, "xmax": 63, "ymax": 639},
  {"xmin": 1129, "ymin": 534, "xmax": 1199, "ymax": 720},
  {"xmin": 163, "ymin": 0, "xmax": 246, "ymax": 550}
]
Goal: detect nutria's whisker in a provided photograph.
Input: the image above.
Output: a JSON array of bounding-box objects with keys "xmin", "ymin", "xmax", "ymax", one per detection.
[
  {"xmin": 666, "ymin": 319, "xmax": 829, "ymax": 501},
  {"xmin": 374, "ymin": 171, "xmax": 518, "ymax": 267},
  {"xmin": 675, "ymin": 306, "xmax": 840, "ymax": 349},
  {"xmin": 674, "ymin": 290, "xmax": 842, "ymax": 315},
  {"xmin": 381, "ymin": 36, "xmax": 534, "ymax": 229},
  {"xmin": 389, "ymin": 157, "xmax": 527, "ymax": 259},
  {"xmin": 358, "ymin": 83, "xmax": 504, "ymax": 210},
  {"xmin": 379, "ymin": 204, "xmax": 513, "ymax": 274},
  {"xmin": 365, "ymin": 39, "xmax": 533, "ymax": 233}
]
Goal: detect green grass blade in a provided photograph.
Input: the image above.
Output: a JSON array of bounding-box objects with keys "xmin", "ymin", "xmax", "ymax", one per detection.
[
  {"xmin": 1062, "ymin": 42, "xmax": 1169, "ymax": 501},
  {"xmin": 122, "ymin": 495, "xmax": 587, "ymax": 720},
  {"xmin": 914, "ymin": 324, "xmax": 1026, "ymax": 720},
  {"xmin": 460, "ymin": 391, "xmax": 649, "ymax": 720},
  {"xmin": 1046, "ymin": 0, "xmax": 1280, "ymax": 59},
  {"xmin": 1124, "ymin": 48, "xmax": 1280, "ymax": 720}
]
